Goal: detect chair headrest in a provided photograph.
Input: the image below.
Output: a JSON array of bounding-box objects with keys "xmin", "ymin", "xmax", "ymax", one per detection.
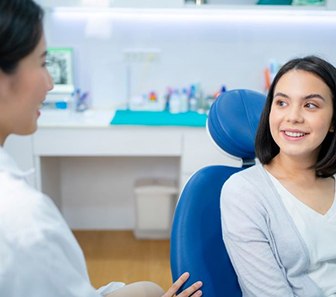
[{"xmin": 207, "ymin": 89, "xmax": 266, "ymax": 163}]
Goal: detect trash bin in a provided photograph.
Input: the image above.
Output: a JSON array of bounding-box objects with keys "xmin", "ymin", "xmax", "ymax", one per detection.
[{"xmin": 134, "ymin": 178, "xmax": 178, "ymax": 239}]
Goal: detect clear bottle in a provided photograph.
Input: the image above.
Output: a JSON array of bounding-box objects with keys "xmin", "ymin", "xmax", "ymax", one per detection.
[
  {"xmin": 189, "ymin": 84, "xmax": 198, "ymax": 112},
  {"xmin": 169, "ymin": 90, "xmax": 181, "ymax": 114},
  {"xmin": 180, "ymin": 88, "xmax": 189, "ymax": 113}
]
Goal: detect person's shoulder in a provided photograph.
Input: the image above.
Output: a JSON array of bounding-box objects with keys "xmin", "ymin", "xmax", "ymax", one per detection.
[
  {"xmin": 224, "ymin": 163, "xmax": 265, "ymax": 188},
  {"xmin": 0, "ymin": 171, "xmax": 67, "ymax": 244},
  {"xmin": 221, "ymin": 164, "xmax": 270, "ymax": 206},
  {"xmin": 0, "ymin": 170, "xmax": 47, "ymax": 212},
  {"xmin": 221, "ymin": 164, "xmax": 274, "ymax": 223}
]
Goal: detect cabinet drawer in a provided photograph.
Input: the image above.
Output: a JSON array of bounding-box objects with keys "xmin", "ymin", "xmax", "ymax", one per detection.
[{"xmin": 33, "ymin": 127, "xmax": 182, "ymax": 156}]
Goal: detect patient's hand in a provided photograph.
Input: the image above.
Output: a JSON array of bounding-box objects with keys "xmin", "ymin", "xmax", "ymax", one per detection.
[{"xmin": 162, "ymin": 272, "xmax": 202, "ymax": 297}]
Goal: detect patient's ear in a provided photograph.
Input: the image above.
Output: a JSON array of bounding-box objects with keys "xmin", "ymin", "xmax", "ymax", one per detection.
[
  {"xmin": 0, "ymin": 70, "xmax": 6, "ymax": 99},
  {"xmin": 0, "ymin": 70, "xmax": 11, "ymax": 102}
]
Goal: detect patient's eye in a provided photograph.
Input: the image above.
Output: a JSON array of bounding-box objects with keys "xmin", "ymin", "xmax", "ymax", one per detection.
[
  {"xmin": 274, "ymin": 99, "xmax": 287, "ymax": 107},
  {"xmin": 305, "ymin": 102, "xmax": 318, "ymax": 109}
]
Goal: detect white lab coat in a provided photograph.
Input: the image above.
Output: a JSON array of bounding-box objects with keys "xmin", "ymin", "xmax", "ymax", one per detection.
[{"xmin": 0, "ymin": 147, "xmax": 123, "ymax": 296}]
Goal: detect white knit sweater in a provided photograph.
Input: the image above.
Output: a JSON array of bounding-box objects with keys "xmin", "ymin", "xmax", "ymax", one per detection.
[{"xmin": 221, "ymin": 164, "xmax": 325, "ymax": 297}]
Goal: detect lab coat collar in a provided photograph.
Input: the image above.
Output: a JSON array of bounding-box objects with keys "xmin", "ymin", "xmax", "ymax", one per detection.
[{"xmin": 0, "ymin": 146, "xmax": 34, "ymax": 178}]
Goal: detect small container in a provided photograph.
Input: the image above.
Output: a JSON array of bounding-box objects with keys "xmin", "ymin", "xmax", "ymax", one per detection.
[
  {"xmin": 169, "ymin": 90, "xmax": 181, "ymax": 114},
  {"xmin": 189, "ymin": 96, "xmax": 198, "ymax": 112},
  {"xmin": 180, "ymin": 88, "xmax": 189, "ymax": 113}
]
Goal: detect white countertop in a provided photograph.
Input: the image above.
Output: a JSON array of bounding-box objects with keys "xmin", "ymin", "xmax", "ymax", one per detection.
[{"xmin": 38, "ymin": 109, "xmax": 115, "ymax": 128}]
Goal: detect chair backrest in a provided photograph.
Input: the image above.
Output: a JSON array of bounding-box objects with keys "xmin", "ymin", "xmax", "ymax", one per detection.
[{"xmin": 170, "ymin": 89, "xmax": 266, "ymax": 296}]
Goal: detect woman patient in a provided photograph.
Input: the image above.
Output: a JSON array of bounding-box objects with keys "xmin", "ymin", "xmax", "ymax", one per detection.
[{"xmin": 221, "ymin": 55, "xmax": 336, "ymax": 296}]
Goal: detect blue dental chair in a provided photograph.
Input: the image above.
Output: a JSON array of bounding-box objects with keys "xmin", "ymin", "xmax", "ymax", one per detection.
[{"xmin": 170, "ymin": 89, "xmax": 266, "ymax": 296}]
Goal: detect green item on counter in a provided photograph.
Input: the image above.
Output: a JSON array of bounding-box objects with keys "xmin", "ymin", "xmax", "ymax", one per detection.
[
  {"xmin": 292, "ymin": 0, "xmax": 325, "ymax": 5},
  {"xmin": 110, "ymin": 110, "xmax": 207, "ymax": 127},
  {"xmin": 257, "ymin": 0, "xmax": 292, "ymax": 4}
]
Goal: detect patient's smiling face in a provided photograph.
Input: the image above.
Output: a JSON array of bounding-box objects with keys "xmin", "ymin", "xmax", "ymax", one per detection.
[{"xmin": 269, "ymin": 69, "xmax": 333, "ymax": 163}]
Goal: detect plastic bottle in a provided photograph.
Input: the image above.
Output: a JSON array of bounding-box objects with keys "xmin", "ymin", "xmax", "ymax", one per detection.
[
  {"xmin": 180, "ymin": 88, "xmax": 189, "ymax": 113},
  {"xmin": 169, "ymin": 90, "xmax": 181, "ymax": 114},
  {"xmin": 165, "ymin": 87, "xmax": 173, "ymax": 111},
  {"xmin": 189, "ymin": 84, "xmax": 198, "ymax": 112},
  {"xmin": 194, "ymin": 83, "xmax": 205, "ymax": 113}
]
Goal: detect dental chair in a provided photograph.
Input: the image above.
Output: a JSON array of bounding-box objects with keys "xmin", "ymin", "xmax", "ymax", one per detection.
[{"xmin": 170, "ymin": 89, "xmax": 266, "ymax": 296}]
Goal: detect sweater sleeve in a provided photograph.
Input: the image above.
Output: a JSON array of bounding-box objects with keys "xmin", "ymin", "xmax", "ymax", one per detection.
[{"xmin": 220, "ymin": 173, "xmax": 295, "ymax": 297}]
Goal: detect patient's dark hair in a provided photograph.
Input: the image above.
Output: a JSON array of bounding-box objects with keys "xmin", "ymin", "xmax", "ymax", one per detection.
[
  {"xmin": 255, "ymin": 55, "xmax": 336, "ymax": 177},
  {"xmin": 0, "ymin": 0, "xmax": 44, "ymax": 74}
]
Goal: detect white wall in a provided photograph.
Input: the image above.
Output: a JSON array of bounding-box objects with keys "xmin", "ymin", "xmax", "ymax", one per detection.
[
  {"xmin": 33, "ymin": 6, "xmax": 336, "ymax": 229},
  {"xmin": 44, "ymin": 8, "xmax": 336, "ymax": 108}
]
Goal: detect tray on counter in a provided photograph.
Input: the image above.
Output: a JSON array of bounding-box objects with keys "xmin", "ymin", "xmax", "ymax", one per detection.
[{"xmin": 110, "ymin": 110, "xmax": 207, "ymax": 127}]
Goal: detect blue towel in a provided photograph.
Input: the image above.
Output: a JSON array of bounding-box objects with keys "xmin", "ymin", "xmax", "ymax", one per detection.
[{"xmin": 111, "ymin": 110, "xmax": 207, "ymax": 127}]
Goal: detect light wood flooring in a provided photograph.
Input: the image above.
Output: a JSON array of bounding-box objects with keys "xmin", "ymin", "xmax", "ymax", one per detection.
[{"xmin": 73, "ymin": 230, "xmax": 172, "ymax": 291}]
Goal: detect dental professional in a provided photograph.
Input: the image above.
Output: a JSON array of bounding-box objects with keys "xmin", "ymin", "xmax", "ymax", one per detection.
[
  {"xmin": 0, "ymin": 1, "xmax": 202, "ymax": 296},
  {"xmin": 221, "ymin": 56, "xmax": 336, "ymax": 296}
]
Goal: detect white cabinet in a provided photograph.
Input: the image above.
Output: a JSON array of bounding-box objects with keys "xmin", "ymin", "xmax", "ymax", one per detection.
[
  {"xmin": 4, "ymin": 111, "xmax": 242, "ymax": 229},
  {"xmin": 34, "ymin": 126, "xmax": 240, "ymax": 229},
  {"xmin": 33, "ymin": 127, "xmax": 182, "ymax": 157},
  {"xmin": 31, "ymin": 125, "xmax": 183, "ymax": 229}
]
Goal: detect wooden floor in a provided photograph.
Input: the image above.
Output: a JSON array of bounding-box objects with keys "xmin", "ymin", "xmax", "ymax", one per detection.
[{"xmin": 73, "ymin": 230, "xmax": 172, "ymax": 291}]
